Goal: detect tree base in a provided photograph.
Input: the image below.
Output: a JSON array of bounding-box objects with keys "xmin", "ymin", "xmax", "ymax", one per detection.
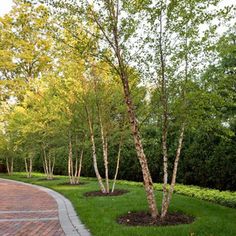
[
  {"xmin": 84, "ymin": 189, "xmax": 128, "ymax": 197},
  {"xmin": 117, "ymin": 211, "xmax": 194, "ymax": 226},
  {"xmin": 59, "ymin": 182, "xmax": 87, "ymax": 186}
]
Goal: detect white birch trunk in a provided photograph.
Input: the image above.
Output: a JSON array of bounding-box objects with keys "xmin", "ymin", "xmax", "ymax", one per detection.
[
  {"xmin": 6, "ymin": 156, "xmax": 13, "ymax": 176},
  {"xmin": 24, "ymin": 156, "xmax": 33, "ymax": 178},
  {"xmin": 161, "ymin": 124, "xmax": 185, "ymax": 218},
  {"xmin": 42, "ymin": 146, "xmax": 54, "ymax": 180},
  {"xmin": 75, "ymin": 149, "xmax": 83, "ymax": 184},
  {"xmin": 112, "ymin": 135, "xmax": 123, "ymax": 193},
  {"xmin": 98, "ymin": 112, "xmax": 109, "ymax": 193},
  {"xmin": 89, "ymin": 1, "xmax": 158, "ymax": 218},
  {"xmin": 85, "ymin": 105, "xmax": 106, "ymax": 192},
  {"xmin": 68, "ymin": 136, "xmax": 74, "ymax": 184}
]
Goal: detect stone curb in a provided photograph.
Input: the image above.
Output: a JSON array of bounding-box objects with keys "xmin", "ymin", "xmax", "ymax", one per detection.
[{"xmin": 0, "ymin": 178, "xmax": 92, "ymax": 236}]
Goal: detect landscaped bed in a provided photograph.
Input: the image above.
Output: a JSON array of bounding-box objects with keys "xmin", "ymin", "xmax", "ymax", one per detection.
[{"xmin": 1, "ymin": 172, "xmax": 236, "ymax": 236}]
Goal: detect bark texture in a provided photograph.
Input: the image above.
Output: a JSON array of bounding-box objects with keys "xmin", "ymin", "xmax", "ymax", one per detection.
[
  {"xmin": 6, "ymin": 156, "xmax": 13, "ymax": 176},
  {"xmin": 42, "ymin": 145, "xmax": 55, "ymax": 180},
  {"xmin": 93, "ymin": 0, "xmax": 158, "ymax": 218},
  {"xmin": 68, "ymin": 135, "xmax": 84, "ymax": 185},
  {"xmin": 85, "ymin": 105, "xmax": 106, "ymax": 193},
  {"xmin": 88, "ymin": 0, "xmax": 158, "ymax": 218},
  {"xmin": 24, "ymin": 156, "xmax": 33, "ymax": 178},
  {"xmin": 112, "ymin": 134, "xmax": 123, "ymax": 193},
  {"xmin": 99, "ymin": 112, "xmax": 110, "ymax": 193},
  {"xmin": 161, "ymin": 124, "xmax": 185, "ymax": 218}
]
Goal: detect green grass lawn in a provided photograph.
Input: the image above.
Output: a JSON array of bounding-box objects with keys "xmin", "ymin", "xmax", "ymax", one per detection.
[{"xmin": 1, "ymin": 172, "xmax": 236, "ymax": 236}]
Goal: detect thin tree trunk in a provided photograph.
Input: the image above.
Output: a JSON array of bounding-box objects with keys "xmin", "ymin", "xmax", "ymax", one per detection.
[
  {"xmin": 6, "ymin": 157, "xmax": 9, "ymax": 174},
  {"xmin": 74, "ymin": 135, "xmax": 79, "ymax": 182},
  {"xmin": 42, "ymin": 146, "xmax": 49, "ymax": 178},
  {"xmin": 10, "ymin": 157, "xmax": 13, "ymax": 175},
  {"xmin": 112, "ymin": 134, "xmax": 123, "ymax": 193},
  {"xmin": 161, "ymin": 124, "xmax": 185, "ymax": 217},
  {"xmin": 42, "ymin": 146, "xmax": 54, "ymax": 180},
  {"xmin": 24, "ymin": 157, "xmax": 33, "ymax": 178},
  {"xmin": 68, "ymin": 135, "xmax": 84, "ymax": 185},
  {"xmin": 24, "ymin": 158, "xmax": 28, "ymax": 176},
  {"xmin": 50, "ymin": 154, "xmax": 55, "ymax": 180},
  {"xmin": 85, "ymin": 105, "xmax": 106, "ymax": 193},
  {"xmin": 76, "ymin": 149, "xmax": 83, "ymax": 184},
  {"xmin": 48, "ymin": 152, "xmax": 52, "ymax": 179},
  {"xmin": 158, "ymin": 9, "xmax": 170, "ymax": 216},
  {"xmin": 104, "ymin": 137, "xmax": 109, "ymax": 192},
  {"xmin": 161, "ymin": 28, "xmax": 188, "ymax": 218},
  {"xmin": 6, "ymin": 156, "xmax": 14, "ymax": 176},
  {"xmin": 29, "ymin": 157, "xmax": 32, "ymax": 178},
  {"xmin": 42, "ymin": 153, "xmax": 46, "ymax": 175},
  {"xmin": 68, "ymin": 136, "xmax": 73, "ymax": 184},
  {"xmin": 68, "ymin": 152, "xmax": 71, "ymax": 183},
  {"xmin": 99, "ymin": 112, "xmax": 109, "ymax": 193}
]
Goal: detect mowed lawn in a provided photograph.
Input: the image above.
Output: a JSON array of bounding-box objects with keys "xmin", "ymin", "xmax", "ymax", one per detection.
[{"xmin": 1, "ymin": 172, "xmax": 236, "ymax": 236}]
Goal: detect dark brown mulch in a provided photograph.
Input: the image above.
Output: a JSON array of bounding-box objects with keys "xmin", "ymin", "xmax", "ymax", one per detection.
[
  {"xmin": 117, "ymin": 211, "xmax": 194, "ymax": 226},
  {"xmin": 59, "ymin": 182, "xmax": 87, "ymax": 186},
  {"xmin": 38, "ymin": 178, "xmax": 59, "ymax": 181},
  {"xmin": 84, "ymin": 189, "xmax": 129, "ymax": 197}
]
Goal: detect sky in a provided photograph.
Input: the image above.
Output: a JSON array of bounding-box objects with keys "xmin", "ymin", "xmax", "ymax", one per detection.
[
  {"xmin": 0, "ymin": 0, "xmax": 13, "ymax": 16},
  {"xmin": 0, "ymin": 0, "xmax": 236, "ymax": 17}
]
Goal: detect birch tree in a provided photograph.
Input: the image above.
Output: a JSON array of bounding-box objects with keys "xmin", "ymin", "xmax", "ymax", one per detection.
[
  {"xmin": 41, "ymin": 0, "xmax": 232, "ymax": 219},
  {"xmin": 146, "ymin": 0, "xmax": 231, "ymax": 217},
  {"xmin": 47, "ymin": 0, "xmax": 159, "ymax": 218}
]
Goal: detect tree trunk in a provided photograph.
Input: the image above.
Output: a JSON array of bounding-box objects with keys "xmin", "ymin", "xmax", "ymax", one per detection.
[
  {"xmin": 112, "ymin": 134, "xmax": 123, "ymax": 192},
  {"xmin": 68, "ymin": 134, "xmax": 84, "ymax": 185},
  {"xmin": 122, "ymin": 75, "xmax": 158, "ymax": 219},
  {"xmin": 114, "ymin": 28, "xmax": 158, "ymax": 219},
  {"xmin": 161, "ymin": 124, "xmax": 185, "ymax": 218},
  {"xmin": 68, "ymin": 146, "xmax": 72, "ymax": 183},
  {"xmin": 76, "ymin": 149, "xmax": 83, "ymax": 184},
  {"xmin": 42, "ymin": 146, "xmax": 49, "ymax": 177},
  {"xmin": 158, "ymin": 9, "xmax": 170, "ymax": 216},
  {"xmin": 68, "ymin": 135, "xmax": 75, "ymax": 184},
  {"xmin": 51, "ymin": 154, "xmax": 55, "ymax": 180},
  {"xmin": 161, "ymin": 28, "xmax": 188, "ymax": 218},
  {"xmin": 29, "ymin": 157, "xmax": 32, "ymax": 178},
  {"xmin": 6, "ymin": 156, "xmax": 14, "ymax": 176},
  {"xmin": 42, "ymin": 146, "xmax": 54, "ymax": 180},
  {"xmin": 99, "ymin": 112, "xmax": 109, "ymax": 193},
  {"xmin": 24, "ymin": 158, "xmax": 28, "ymax": 175},
  {"xmin": 90, "ymin": 1, "xmax": 158, "ymax": 218},
  {"xmin": 85, "ymin": 105, "xmax": 106, "ymax": 193},
  {"xmin": 113, "ymin": 2, "xmax": 158, "ymax": 218},
  {"xmin": 24, "ymin": 156, "xmax": 33, "ymax": 178}
]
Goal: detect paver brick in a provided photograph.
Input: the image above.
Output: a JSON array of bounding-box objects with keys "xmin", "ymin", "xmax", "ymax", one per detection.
[{"xmin": 0, "ymin": 179, "xmax": 65, "ymax": 236}]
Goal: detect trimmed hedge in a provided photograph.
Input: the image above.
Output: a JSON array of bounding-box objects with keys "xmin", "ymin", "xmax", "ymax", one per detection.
[{"xmin": 116, "ymin": 180, "xmax": 236, "ymax": 208}]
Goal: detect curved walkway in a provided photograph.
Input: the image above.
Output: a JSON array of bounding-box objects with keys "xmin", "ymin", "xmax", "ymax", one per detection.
[{"xmin": 0, "ymin": 178, "xmax": 91, "ymax": 236}]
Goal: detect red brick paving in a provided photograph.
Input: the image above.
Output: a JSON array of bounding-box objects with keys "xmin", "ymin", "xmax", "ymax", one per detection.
[{"xmin": 0, "ymin": 179, "xmax": 65, "ymax": 236}]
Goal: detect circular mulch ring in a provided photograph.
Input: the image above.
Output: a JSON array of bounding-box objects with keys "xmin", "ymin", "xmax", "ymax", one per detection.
[
  {"xmin": 84, "ymin": 189, "xmax": 129, "ymax": 197},
  {"xmin": 59, "ymin": 182, "xmax": 87, "ymax": 186},
  {"xmin": 117, "ymin": 211, "xmax": 194, "ymax": 226},
  {"xmin": 38, "ymin": 178, "xmax": 60, "ymax": 181}
]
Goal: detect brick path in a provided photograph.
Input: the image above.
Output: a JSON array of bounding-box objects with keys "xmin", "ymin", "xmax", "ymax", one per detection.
[{"xmin": 0, "ymin": 179, "xmax": 65, "ymax": 236}]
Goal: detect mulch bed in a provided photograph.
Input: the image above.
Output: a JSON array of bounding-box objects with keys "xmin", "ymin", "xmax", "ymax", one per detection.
[
  {"xmin": 59, "ymin": 182, "xmax": 87, "ymax": 186},
  {"xmin": 117, "ymin": 211, "xmax": 194, "ymax": 226},
  {"xmin": 38, "ymin": 178, "xmax": 60, "ymax": 181},
  {"xmin": 84, "ymin": 189, "xmax": 129, "ymax": 197}
]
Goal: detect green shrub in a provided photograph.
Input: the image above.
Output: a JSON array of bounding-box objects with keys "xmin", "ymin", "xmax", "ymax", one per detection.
[{"xmin": 115, "ymin": 180, "xmax": 236, "ymax": 208}]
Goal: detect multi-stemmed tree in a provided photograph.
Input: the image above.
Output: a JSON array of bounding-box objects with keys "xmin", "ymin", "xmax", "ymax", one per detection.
[{"xmin": 45, "ymin": 0, "xmax": 233, "ymax": 219}]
